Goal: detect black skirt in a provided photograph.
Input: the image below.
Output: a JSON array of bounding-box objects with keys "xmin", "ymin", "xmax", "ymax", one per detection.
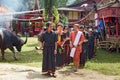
[{"xmin": 42, "ymin": 46, "xmax": 55, "ymax": 73}]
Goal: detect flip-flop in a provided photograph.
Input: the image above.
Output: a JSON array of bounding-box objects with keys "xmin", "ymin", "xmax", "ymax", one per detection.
[{"xmin": 51, "ymin": 74, "xmax": 57, "ymax": 78}]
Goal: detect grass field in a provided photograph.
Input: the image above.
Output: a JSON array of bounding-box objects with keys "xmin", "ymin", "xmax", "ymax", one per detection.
[
  {"xmin": 0, "ymin": 37, "xmax": 42, "ymax": 67},
  {"xmin": 0, "ymin": 37, "xmax": 120, "ymax": 75},
  {"xmin": 85, "ymin": 49, "xmax": 120, "ymax": 75}
]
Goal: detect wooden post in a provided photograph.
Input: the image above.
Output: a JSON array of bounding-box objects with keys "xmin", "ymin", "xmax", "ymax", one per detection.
[
  {"xmin": 17, "ymin": 21, "xmax": 21, "ymax": 33},
  {"xmin": 108, "ymin": 17, "xmax": 111, "ymax": 37},
  {"xmin": 116, "ymin": 18, "xmax": 119, "ymax": 38},
  {"xmin": 116, "ymin": 17, "xmax": 119, "ymax": 53},
  {"xmin": 108, "ymin": 25, "xmax": 110, "ymax": 37}
]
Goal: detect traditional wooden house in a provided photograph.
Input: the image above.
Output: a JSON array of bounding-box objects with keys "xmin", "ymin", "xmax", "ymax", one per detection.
[
  {"xmin": 61, "ymin": 0, "xmax": 101, "ymax": 26},
  {"xmin": 12, "ymin": 0, "xmax": 104, "ymax": 36},
  {"xmin": 58, "ymin": 7, "xmax": 85, "ymax": 27},
  {"xmin": 97, "ymin": 0, "xmax": 120, "ymax": 52},
  {"xmin": 58, "ymin": 0, "xmax": 88, "ymax": 26},
  {"xmin": 98, "ymin": 0, "xmax": 120, "ymax": 37},
  {"xmin": 12, "ymin": 0, "xmax": 43, "ymax": 37}
]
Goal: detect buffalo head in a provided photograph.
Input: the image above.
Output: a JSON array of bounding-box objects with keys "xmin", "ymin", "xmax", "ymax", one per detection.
[{"xmin": 16, "ymin": 35, "xmax": 27, "ymax": 52}]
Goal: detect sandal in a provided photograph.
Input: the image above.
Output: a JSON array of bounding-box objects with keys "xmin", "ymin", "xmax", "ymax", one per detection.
[{"xmin": 51, "ymin": 74, "xmax": 57, "ymax": 78}]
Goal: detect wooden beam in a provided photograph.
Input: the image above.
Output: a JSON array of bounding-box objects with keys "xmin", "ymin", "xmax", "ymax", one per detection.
[{"xmin": 116, "ymin": 17, "xmax": 119, "ymax": 37}]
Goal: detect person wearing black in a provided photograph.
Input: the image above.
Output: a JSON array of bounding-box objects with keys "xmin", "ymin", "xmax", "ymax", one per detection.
[
  {"xmin": 87, "ymin": 28, "xmax": 95, "ymax": 60},
  {"xmin": 62, "ymin": 27, "xmax": 70, "ymax": 66},
  {"xmin": 79, "ymin": 26, "xmax": 88, "ymax": 67},
  {"xmin": 40, "ymin": 22, "xmax": 57, "ymax": 77},
  {"xmin": 56, "ymin": 23, "xmax": 65, "ymax": 68},
  {"xmin": 92, "ymin": 28, "xmax": 99, "ymax": 57}
]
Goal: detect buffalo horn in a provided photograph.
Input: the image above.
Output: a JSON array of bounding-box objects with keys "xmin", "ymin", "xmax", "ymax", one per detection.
[{"xmin": 23, "ymin": 35, "xmax": 27, "ymax": 44}]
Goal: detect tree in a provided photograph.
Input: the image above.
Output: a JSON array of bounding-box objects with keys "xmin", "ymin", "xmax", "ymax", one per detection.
[
  {"xmin": 39, "ymin": 0, "xmax": 68, "ymax": 8},
  {"xmin": 39, "ymin": 0, "xmax": 44, "ymax": 8},
  {"xmin": 39, "ymin": 0, "xmax": 83, "ymax": 8},
  {"xmin": 43, "ymin": 0, "xmax": 55, "ymax": 21},
  {"xmin": 74, "ymin": 0, "xmax": 83, "ymax": 3},
  {"xmin": 54, "ymin": 0, "xmax": 68, "ymax": 8}
]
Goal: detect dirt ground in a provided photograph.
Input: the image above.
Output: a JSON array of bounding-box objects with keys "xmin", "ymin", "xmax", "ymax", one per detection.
[{"xmin": 0, "ymin": 64, "xmax": 120, "ymax": 80}]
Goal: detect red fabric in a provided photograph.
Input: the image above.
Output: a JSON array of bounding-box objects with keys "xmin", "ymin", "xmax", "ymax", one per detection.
[
  {"xmin": 98, "ymin": 8, "xmax": 120, "ymax": 18},
  {"xmin": 70, "ymin": 31, "xmax": 85, "ymax": 62}
]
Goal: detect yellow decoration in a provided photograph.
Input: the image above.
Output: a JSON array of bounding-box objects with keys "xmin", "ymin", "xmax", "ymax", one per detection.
[{"xmin": 57, "ymin": 35, "xmax": 61, "ymax": 45}]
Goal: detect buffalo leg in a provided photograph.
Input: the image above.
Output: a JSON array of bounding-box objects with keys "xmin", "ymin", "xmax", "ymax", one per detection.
[
  {"xmin": 12, "ymin": 51, "xmax": 18, "ymax": 60},
  {"xmin": 0, "ymin": 49, "xmax": 2, "ymax": 57},
  {"xmin": 1, "ymin": 49, "xmax": 5, "ymax": 60},
  {"xmin": 9, "ymin": 47, "xmax": 18, "ymax": 60}
]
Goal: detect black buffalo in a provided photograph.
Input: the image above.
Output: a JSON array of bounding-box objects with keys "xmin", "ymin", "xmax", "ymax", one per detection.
[{"xmin": 0, "ymin": 28, "xmax": 27, "ymax": 60}]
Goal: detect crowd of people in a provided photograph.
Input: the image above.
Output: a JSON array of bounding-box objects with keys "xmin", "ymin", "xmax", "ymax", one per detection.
[{"xmin": 39, "ymin": 21, "xmax": 99, "ymax": 78}]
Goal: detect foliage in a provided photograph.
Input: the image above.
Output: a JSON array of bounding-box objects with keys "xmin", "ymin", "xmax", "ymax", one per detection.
[
  {"xmin": 39, "ymin": 0, "xmax": 68, "ymax": 8},
  {"xmin": 53, "ymin": 6, "xmax": 60, "ymax": 25},
  {"xmin": 60, "ymin": 14, "xmax": 68, "ymax": 26},
  {"xmin": 39, "ymin": 0, "xmax": 44, "ymax": 8},
  {"xmin": 44, "ymin": 0, "xmax": 55, "ymax": 18},
  {"xmin": 74, "ymin": 0, "xmax": 83, "ymax": 3},
  {"xmin": 36, "ymin": 0, "xmax": 83, "ymax": 8},
  {"xmin": 43, "ymin": 6, "xmax": 60, "ymax": 25},
  {"xmin": 54, "ymin": 0, "xmax": 68, "ymax": 8},
  {"xmin": 43, "ymin": 0, "xmax": 60, "ymax": 26}
]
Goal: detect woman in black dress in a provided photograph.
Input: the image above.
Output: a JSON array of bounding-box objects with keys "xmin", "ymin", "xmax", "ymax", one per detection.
[
  {"xmin": 62, "ymin": 27, "xmax": 70, "ymax": 65},
  {"xmin": 56, "ymin": 23, "xmax": 65, "ymax": 68}
]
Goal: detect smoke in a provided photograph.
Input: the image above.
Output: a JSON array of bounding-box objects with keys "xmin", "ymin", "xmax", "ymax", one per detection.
[
  {"xmin": 0, "ymin": 0, "xmax": 29, "ymax": 12},
  {"xmin": 0, "ymin": 0, "xmax": 29, "ymax": 30},
  {"xmin": 0, "ymin": 6, "xmax": 13, "ymax": 29}
]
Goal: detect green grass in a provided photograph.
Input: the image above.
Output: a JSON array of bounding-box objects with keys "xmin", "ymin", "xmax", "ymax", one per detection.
[
  {"xmin": 85, "ymin": 49, "xmax": 120, "ymax": 75},
  {"xmin": 0, "ymin": 37, "xmax": 42, "ymax": 67},
  {"xmin": 0, "ymin": 37, "xmax": 120, "ymax": 75}
]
